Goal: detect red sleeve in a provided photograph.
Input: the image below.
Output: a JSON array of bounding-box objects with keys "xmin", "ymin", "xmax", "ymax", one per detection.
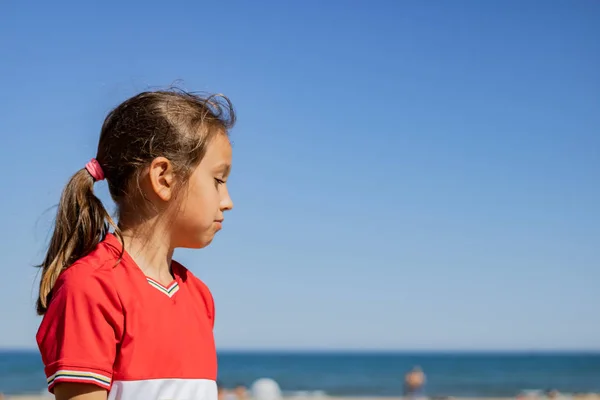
[
  {"xmin": 209, "ymin": 286, "xmax": 215, "ymax": 329},
  {"xmin": 197, "ymin": 275, "xmax": 215, "ymax": 329},
  {"xmin": 36, "ymin": 267, "xmax": 123, "ymax": 393},
  {"xmin": 193, "ymin": 275, "xmax": 216, "ymax": 329}
]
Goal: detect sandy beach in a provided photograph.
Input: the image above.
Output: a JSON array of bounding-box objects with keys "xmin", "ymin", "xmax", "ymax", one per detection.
[
  {"xmin": 6, "ymin": 396, "xmax": 600, "ymax": 400},
  {"xmin": 0, "ymin": 395, "xmax": 512, "ymax": 400},
  {"xmin": 2, "ymin": 397, "xmax": 512, "ymax": 400}
]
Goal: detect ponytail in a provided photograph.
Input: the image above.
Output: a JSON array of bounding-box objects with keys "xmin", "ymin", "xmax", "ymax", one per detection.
[{"xmin": 36, "ymin": 168, "xmax": 118, "ymax": 315}]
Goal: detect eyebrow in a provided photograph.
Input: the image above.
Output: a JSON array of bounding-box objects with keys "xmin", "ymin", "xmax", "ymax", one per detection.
[{"xmin": 215, "ymin": 163, "xmax": 231, "ymax": 177}]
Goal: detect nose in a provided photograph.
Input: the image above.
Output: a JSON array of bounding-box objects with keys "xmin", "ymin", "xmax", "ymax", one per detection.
[{"xmin": 220, "ymin": 185, "xmax": 233, "ymax": 211}]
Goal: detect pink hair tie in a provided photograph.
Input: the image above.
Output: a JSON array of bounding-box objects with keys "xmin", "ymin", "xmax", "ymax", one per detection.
[{"xmin": 85, "ymin": 158, "xmax": 105, "ymax": 181}]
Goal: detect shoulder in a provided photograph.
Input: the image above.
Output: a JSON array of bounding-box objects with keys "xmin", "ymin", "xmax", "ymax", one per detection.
[
  {"xmin": 172, "ymin": 260, "xmax": 212, "ymax": 296},
  {"xmin": 172, "ymin": 260, "xmax": 215, "ymax": 320},
  {"xmin": 51, "ymin": 241, "xmax": 122, "ymax": 305},
  {"xmin": 38, "ymin": 241, "xmax": 125, "ymax": 350}
]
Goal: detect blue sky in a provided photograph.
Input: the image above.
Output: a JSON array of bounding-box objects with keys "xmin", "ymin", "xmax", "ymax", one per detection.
[{"xmin": 0, "ymin": 0, "xmax": 598, "ymax": 350}]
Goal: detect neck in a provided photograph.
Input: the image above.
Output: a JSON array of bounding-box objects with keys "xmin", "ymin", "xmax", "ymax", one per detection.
[{"xmin": 120, "ymin": 218, "xmax": 175, "ymax": 284}]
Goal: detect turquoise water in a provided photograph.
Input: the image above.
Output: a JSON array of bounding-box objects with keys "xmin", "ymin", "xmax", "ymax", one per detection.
[{"xmin": 1, "ymin": 350, "xmax": 600, "ymax": 396}]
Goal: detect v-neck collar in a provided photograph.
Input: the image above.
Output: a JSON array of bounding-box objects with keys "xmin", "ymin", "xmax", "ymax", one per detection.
[
  {"xmin": 145, "ymin": 276, "xmax": 180, "ymax": 298},
  {"xmin": 103, "ymin": 233, "xmax": 181, "ymax": 298}
]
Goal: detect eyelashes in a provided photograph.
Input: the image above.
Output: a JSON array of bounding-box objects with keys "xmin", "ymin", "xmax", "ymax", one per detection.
[{"xmin": 214, "ymin": 178, "xmax": 226, "ymax": 187}]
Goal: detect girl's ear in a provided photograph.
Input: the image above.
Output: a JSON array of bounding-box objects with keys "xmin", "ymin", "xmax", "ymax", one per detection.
[{"xmin": 148, "ymin": 157, "xmax": 175, "ymax": 202}]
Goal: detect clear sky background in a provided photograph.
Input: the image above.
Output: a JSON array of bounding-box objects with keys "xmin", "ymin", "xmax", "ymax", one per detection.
[{"xmin": 0, "ymin": 0, "xmax": 598, "ymax": 351}]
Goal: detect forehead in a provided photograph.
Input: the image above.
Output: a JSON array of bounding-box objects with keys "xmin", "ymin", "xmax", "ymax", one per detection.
[{"xmin": 202, "ymin": 134, "xmax": 232, "ymax": 166}]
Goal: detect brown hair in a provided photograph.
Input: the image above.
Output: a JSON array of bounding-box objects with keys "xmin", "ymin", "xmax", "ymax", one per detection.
[{"xmin": 36, "ymin": 89, "xmax": 235, "ymax": 315}]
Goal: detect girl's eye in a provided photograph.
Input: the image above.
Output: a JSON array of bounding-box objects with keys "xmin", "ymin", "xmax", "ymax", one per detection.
[{"xmin": 214, "ymin": 178, "xmax": 225, "ymax": 187}]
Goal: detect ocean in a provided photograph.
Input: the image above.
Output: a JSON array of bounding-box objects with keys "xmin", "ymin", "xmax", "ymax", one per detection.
[{"xmin": 1, "ymin": 350, "xmax": 599, "ymax": 397}]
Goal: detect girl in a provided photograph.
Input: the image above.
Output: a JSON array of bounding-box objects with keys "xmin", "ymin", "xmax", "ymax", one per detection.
[{"xmin": 35, "ymin": 89, "xmax": 236, "ymax": 400}]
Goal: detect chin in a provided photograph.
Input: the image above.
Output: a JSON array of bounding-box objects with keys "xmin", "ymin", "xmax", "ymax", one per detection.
[{"xmin": 180, "ymin": 234, "xmax": 216, "ymax": 250}]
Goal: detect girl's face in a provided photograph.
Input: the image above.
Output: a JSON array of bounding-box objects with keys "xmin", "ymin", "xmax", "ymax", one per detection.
[{"xmin": 172, "ymin": 133, "xmax": 234, "ymax": 249}]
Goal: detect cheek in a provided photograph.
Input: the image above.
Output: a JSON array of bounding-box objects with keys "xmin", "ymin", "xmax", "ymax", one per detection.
[{"xmin": 187, "ymin": 176, "xmax": 219, "ymax": 208}]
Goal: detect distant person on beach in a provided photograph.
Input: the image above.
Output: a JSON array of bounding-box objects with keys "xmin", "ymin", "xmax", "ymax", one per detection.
[
  {"xmin": 35, "ymin": 89, "xmax": 236, "ymax": 400},
  {"xmin": 218, "ymin": 381, "xmax": 226, "ymax": 400},
  {"xmin": 235, "ymin": 384, "xmax": 249, "ymax": 400},
  {"xmin": 404, "ymin": 366, "xmax": 426, "ymax": 399},
  {"xmin": 546, "ymin": 389, "xmax": 571, "ymax": 400},
  {"xmin": 251, "ymin": 378, "xmax": 282, "ymax": 400}
]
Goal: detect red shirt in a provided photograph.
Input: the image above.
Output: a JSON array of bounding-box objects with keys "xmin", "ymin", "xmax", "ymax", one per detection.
[{"xmin": 36, "ymin": 233, "xmax": 218, "ymax": 400}]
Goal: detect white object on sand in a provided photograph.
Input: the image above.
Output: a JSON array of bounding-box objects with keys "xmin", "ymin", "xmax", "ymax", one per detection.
[{"xmin": 251, "ymin": 378, "xmax": 282, "ymax": 400}]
